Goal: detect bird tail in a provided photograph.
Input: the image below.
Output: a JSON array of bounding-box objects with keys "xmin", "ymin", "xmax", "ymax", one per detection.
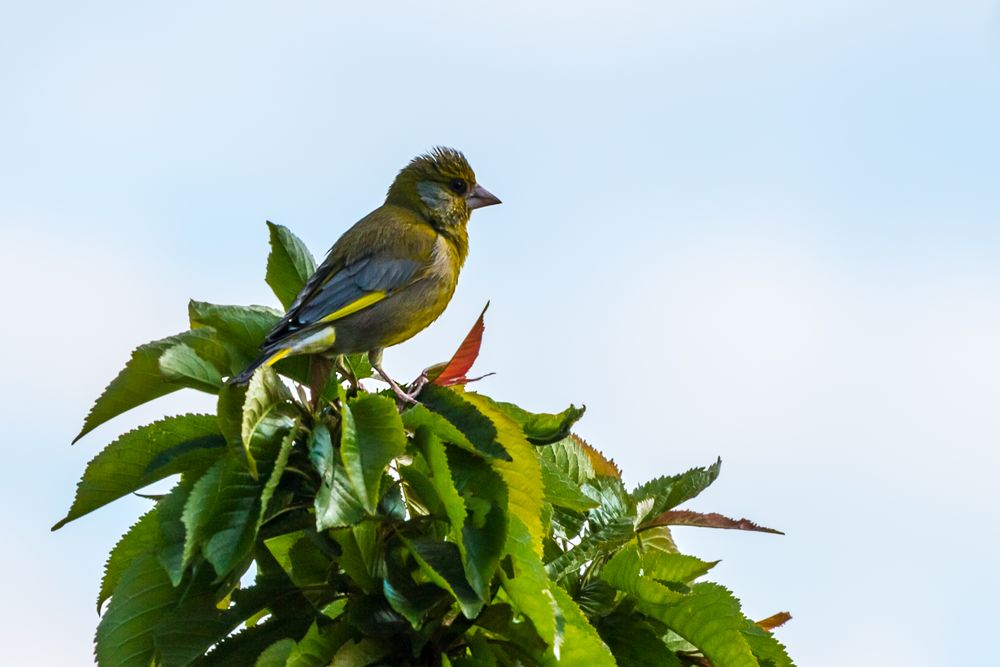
[{"xmin": 229, "ymin": 347, "xmax": 293, "ymax": 385}]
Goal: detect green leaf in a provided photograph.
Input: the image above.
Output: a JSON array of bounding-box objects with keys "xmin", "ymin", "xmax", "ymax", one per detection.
[
  {"xmin": 189, "ymin": 300, "xmax": 282, "ymax": 370},
  {"xmin": 73, "ymin": 328, "xmax": 228, "ymax": 442},
  {"xmin": 98, "ymin": 509, "xmax": 160, "ymax": 612},
  {"xmin": 97, "ymin": 556, "xmax": 234, "ymax": 667},
  {"xmin": 311, "ymin": 425, "xmax": 365, "ymax": 530},
  {"xmin": 341, "ymin": 394, "xmax": 407, "ymax": 512},
  {"xmin": 653, "ymin": 583, "xmax": 759, "ymax": 667},
  {"xmin": 259, "ymin": 421, "xmax": 299, "ymax": 524},
  {"xmin": 488, "ymin": 401, "xmax": 586, "ymax": 446},
  {"xmin": 602, "ymin": 543, "xmax": 683, "ymax": 606},
  {"xmin": 255, "ymin": 639, "xmax": 295, "ymax": 666},
  {"xmin": 632, "ymin": 458, "xmax": 722, "ymax": 522},
  {"xmin": 538, "ymin": 437, "xmax": 596, "ymax": 486},
  {"xmin": 54, "ymin": 414, "xmax": 225, "ymax": 529},
  {"xmin": 742, "ymin": 622, "xmax": 794, "ymax": 667},
  {"xmin": 158, "ymin": 477, "xmax": 196, "ymax": 586},
  {"xmin": 499, "ymin": 516, "xmax": 561, "ymax": 651},
  {"xmin": 242, "ymin": 365, "xmax": 294, "ymax": 478},
  {"xmin": 447, "ymin": 446, "xmax": 508, "ymax": 600},
  {"xmin": 602, "ymin": 545, "xmax": 758, "ymax": 667},
  {"xmin": 286, "ymin": 616, "xmax": 353, "ymax": 667},
  {"xmin": 383, "ymin": 548, "xmax": 449, "ymax": 628},
  {"xmin": 159, "ymin": 342, "xmax": 224, "ymax": 392},
  {"xmin": 541, "ymin": 585, "xmax": 615, "ymax": 666},
  {"xmin": 408, "ymin": 538, "xmax": 483, "ymax": 618},
  {"xmin": 638, "ymin": 548, "xmax": 718, "ymax": 585},
  {"xmin": 597, "ymin": 611, "xmax": 683, "ymax": 666},
  {"xmin": 96, "ymin": 555, "xmax": 176, "ymax": 667},
  {"xmin": 462, "ymin": 392, "xmax": 546, "ymax": 559},
  {"xmin": 266, "ymin": 221, "xmax": 317, "ymax": 310},
  {"xmin": 546, "ymin": 476, "xmax": 635, "ymax": 581},
  {"xmin": 540, "ymin": 456, "xmax": 599, "ymax": 512},
  {"xmin": 182, "ymin": 411, "xmax": 291, "ymax": 579},
  {"xmin": 416, "ymin": 386, "xmax": 511, "ymax": 461},
  {"xmin": 411, "ymin": 426, "xmax": 467, "ymax": 545}
]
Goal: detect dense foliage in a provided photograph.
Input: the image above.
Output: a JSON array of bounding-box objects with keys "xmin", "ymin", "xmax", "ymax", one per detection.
[{"xmin": 57, "ymin": 223, "xmax": 794, "ymax": 666}]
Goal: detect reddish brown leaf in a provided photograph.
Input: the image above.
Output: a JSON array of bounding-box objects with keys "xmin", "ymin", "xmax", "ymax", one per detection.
[
  {"xmin": 640, "ymin": 510, "xmax": 784, "ymax": 535},
  {"xmin": 570, "ymin": 434, "xmax": 622, "ymax": 479},
  {"xmin": 756, "ymin": 611, "xmax": 792, "ymax": 631},
  {"xmin": 428, "ymin": 302, "xmax": 489, "ymax": 387}
]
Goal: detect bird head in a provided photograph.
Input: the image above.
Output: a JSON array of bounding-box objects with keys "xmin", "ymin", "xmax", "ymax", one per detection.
[{"xmin": 386, "ymin": 147, "xmax": 501, "ymax": 228}]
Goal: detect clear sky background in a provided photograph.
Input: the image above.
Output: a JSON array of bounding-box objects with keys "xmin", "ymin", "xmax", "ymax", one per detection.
[{"xmin": 2, "ymin": 1, "xmax": 998, "ymax": 664}]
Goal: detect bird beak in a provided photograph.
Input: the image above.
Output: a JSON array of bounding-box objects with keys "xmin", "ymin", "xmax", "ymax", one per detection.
[{"xmin": 467, "ymin": 184, "xmax": 502, "ymax": 209}]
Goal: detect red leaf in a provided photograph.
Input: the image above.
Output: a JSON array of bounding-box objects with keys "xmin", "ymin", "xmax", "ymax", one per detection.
[
  {"xmin": 755, "ymin": 611, "xmax": 793, "ymax": 631},
  {"xmin": 640, "ymin": 510, "xmax": 784, "ymax": 535},
  {"xmin": 428, "ymin": 302, "xmax": 490, "ymax": 387}
]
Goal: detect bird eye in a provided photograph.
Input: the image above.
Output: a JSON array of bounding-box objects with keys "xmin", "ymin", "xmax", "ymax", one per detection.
[{"xmin": 448, "ymin": 178, "xmax": 468, "ymax": 195}]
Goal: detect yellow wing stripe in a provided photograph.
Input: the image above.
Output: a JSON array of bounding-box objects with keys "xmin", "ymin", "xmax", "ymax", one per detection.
[
  {"xmin": 263, "ymin": 347, "xmax": 292, "ymax": 367},
  {"xmin": 318, "ymin": 291, "xmax": 386, "ymax": 323}
]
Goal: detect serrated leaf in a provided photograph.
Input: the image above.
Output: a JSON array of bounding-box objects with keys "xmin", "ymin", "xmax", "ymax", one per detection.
[
  {"xmin": 310, "ymin": 425, "xmax": 365, "ymax": 530},
  {"xmin": 259, "ymin": 420, "xmax": 299, "ymax": 524},
  {"xmin": 446, "ymin": 445, "xmax": 508, "ymax": 600},
  {"xmin": 416, "ymin": 386, "xmax": 511, "ymax": 461},
  {"xmin": 540, "ymin": 456, "xmax": 599, "ymax": 512},
  {"xmin": 571, "ymin": 434, "xmax": 621, "ymax": 479},
  {"xmin": 98, "ymin": 509, "xmax": 159, "ymax": 612},
  {"xmin": 742, "ymin": 620, "xmax": 795, "ymax": 667},
  {"xmin": 541, "ymin": 584, "xmax": 615, "ymax": 666},
  {"xmin": 411, "ymin": 426, "xmax": 467, "ymax": 547},
  {"xmin": 73, "ymin": 328, "xmax": 228, "ymax": 442},
  {"xmin": 640, "ymin": 510, "xmax": 784, "ymax": 535},
  {"xmin": 499, "ymin": 516, "xmax": 561, "ymax": 652},
  {"xmin": 341, "ymin": 394, "xmax": 407, "ymax": 512},
  {"xmin": 546, "ymin": 476, "xmax": 635, "ymax": 581},
  {"xmin": 54, "ymin": 414, "xmax": 225, "ymax": 529},
  {"xmin": 266, "ymin": 221, "xmax": 317, "ymax": 310},
  {"xmin": 425, "ymin": 302, "xmax": 489, "ymax": 387},
  {"xmin": 95, "ymin": 555, "xmax": 177, "ymax": 667},
  {"xmin": 159, "ymin": 342, "xmax": 224, "ymax": 392},
  {"xmin": 538, "ymin": 437, "xmax": 595, "ymax": 486},
  {"xmin": 602, "ymin": 546, "xmax": 758, "ymax": 667},
  {"xmin": 188, "ymin": 301, "xmax": 282, "ymax": 370},
  {"xmin": 182, "ymin": 412, "xmax": 290, "ymax": 579},
  {"xmin": 638, "ymin": 544, "xmax": 718, "ymax": 584},
  {"xmin": 158, "ymin": 477, "xmax": 196, "ymax": 586},
  {"xmin": 383, "ymin": 549, "xmax": 449, "ymax": 628},
  {"xmin": 462, "ymin": 392, "xmax": 546, "ymax": 559},
  {"xmin": 633, "ymin": 458, "xmax": 722, "ymax": 522},
  {"xmin": 408, "ymin": 538, "xmax": 483, "ymax": 618},
  {"xmin": 597, "ymin": 611, "xmax": 683, "ymax": 666},
  {"xmin": 242, "ymin": 365, "xmax": 294, "ymax": 478}
]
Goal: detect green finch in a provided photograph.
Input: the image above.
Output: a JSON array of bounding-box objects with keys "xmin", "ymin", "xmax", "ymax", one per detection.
[{"xmin": 232, "ymin": 147, "xmax": 500, "ymax": 402}]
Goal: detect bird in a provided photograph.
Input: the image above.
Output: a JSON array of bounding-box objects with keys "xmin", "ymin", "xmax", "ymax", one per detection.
[{"xmin": 231, "ymin": 147, "xmax": 501, "ymax": 403}]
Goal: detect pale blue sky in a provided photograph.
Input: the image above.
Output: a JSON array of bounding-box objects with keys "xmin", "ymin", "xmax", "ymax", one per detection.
[{"xmin": 3, "ymin": 2, "xmax": 999, "ymax": 664}]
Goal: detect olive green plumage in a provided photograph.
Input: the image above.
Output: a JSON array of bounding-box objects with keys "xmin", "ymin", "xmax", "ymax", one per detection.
[{"xmin": 233, "ymin": 147, "xmax": 500, "ymax": 399}]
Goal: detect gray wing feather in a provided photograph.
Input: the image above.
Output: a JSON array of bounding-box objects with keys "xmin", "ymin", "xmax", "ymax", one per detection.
[{"xmin": 264, "ymin": 255, "xmax": 423, "ymax": 346}]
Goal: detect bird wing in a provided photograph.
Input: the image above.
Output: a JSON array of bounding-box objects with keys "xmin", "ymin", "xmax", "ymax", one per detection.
[{"xmin": 264, "ymin": 253, "xmax": 424, "ymax": 346}]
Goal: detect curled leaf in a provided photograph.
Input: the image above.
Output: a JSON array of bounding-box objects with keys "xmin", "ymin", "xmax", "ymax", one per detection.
[{"xmin": 640, "ymin": 510, "xmax": 784, "ymax": 535}]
